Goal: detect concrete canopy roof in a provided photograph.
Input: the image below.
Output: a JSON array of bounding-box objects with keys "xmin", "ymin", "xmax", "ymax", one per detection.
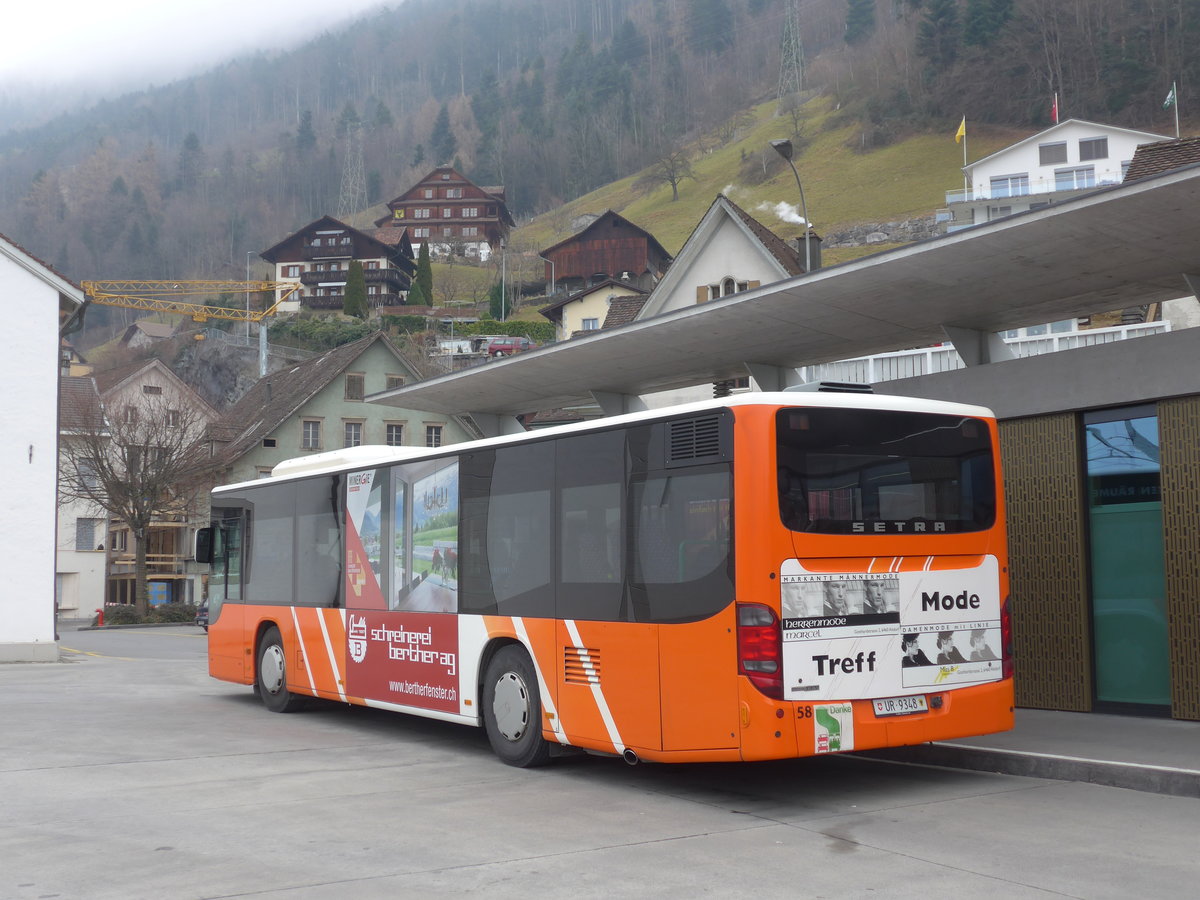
[{"xmin": 369, "ymin": 163, "xmax": 1200, "ymax": 419}]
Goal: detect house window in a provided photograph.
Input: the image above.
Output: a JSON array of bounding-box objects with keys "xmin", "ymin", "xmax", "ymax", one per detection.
[
  {"xmin": 989, "ymin": 174, "xmax": 1029, "ymax": 198},
  {"xmin": 1079, "ymin": 137, "xmax": 1109, "ymax": 161},
  {"xmin": 441, "ymin": 173, "xmax": 450, "ymax": 180},
  {"xmin": 316, "ymin": 263, "xmax": 325, "ymax": 271},
  {"xmin": 326, "ymin": 237, "xmax": 337, "ymax": 246},
  {"xmin": 368, "ymin": 286, "xmax": 378, "ymax": 295},
  {"xmin": 413, "ymin": 227, "xmax": 430, "ymax": 238},
  {"xmin": 987, "ymin": 205, "xmax": 1013, "ymax": 221},
  {"xmin": 442, "ymin": 208, "xmax": 452, "ymax": 218},
  {"xmin": 341, "ymin": 236, "xmax": 352, "ymax": 245},
  {"xmin": 75, "ymin": 517, "xmax": 104, "ymax": 552},
  {"xmin": 386, "ymin": 374, "xmax": 405, "ymax": 390},
  {"xmin": 462, "ymin": 226, "xmax": 478, "ymax": 237},
  {"xmin": 722, "ymin": 277, "xmax": 736, "ymax": 296},
  {"xmin": 425, "ymin": 424, "xmax": 444, "ymax": 448},
  {"xmin": 262, "ymin": 437, "xmax": 277, "ymax": 448},
  {"xmin": 77, "ymin": 458, "xmax": 100, "ymax": 489},
  {"xmin": 143, "ymin": 385, "xmax": 163, "ymax": 395},
  {"xmin": 345, "ymin": 373, "xmax": 365, "ymax": 401},
  {"xmin": 285, "ymin": 265, "xmax": 301, "ymax": 277},
  {"xmin": 367, "ymin": 261, "xmax": 378, "ymax": 269},
  {"xmin": 443, "ymin": 227, "xmax": 453, "ymax": 237},
  {"xmin": 1055, "ymin": 166, "xmax": 1096, "ymax": 190},
  {"xmin": 386, "ymin": 423, "xmax": 404, "ymax": 446},
  {"xmin": 424, "ymin": 189, "xmax": 433, "ymax": 198},
  {"xmin": 302, "ymin": 420, "xmax": 322, "ymax": 450},
  {"xmin": 582, "ymin": 318, "xmax": 600, "ymax": 330},
  {"xmin": 1039, "ymin": 142, "xmax": 1068, "ymax": 165},
  {"xmin": 165, "ymin": 409, "xmax": 181, "ymax": 428},
  {"xmin": 463, "ymin": 207, "xmax": 478, "ymax": 217},
  {"xmin": 344, "ymin": 421, "xmax": 363, "ymax": 448},
  {"xmin": 414, "ymin": 208, "xmax": 430, "ymax": 218},
  {"xmin": 256, "ymin": 467, "xmax": 273, "ymax": 479},
  {"xmin": 446, "ymin": 187, "xmax": 462, "ymax": 198}
]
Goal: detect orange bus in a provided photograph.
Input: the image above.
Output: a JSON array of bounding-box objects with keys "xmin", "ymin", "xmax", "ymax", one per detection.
[{"xmin": 198, "ymin": 391, "xmax": 1012, "ymax": 766}]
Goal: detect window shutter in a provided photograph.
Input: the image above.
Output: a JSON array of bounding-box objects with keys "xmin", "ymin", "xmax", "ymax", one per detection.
[{"xmin": 696, "ymin": 286, "xmax": 707, "ymax": 303}]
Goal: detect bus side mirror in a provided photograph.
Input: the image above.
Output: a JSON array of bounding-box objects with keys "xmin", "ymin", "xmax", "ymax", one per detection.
[{"xmin": 194, "ymin": 527, "xmax": 215, "ymax": 564}]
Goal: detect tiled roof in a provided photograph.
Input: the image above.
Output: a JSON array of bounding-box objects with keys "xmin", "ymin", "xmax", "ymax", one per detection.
[
  {"xmin": 59, "ymin": 375, "xmax": 105, "ymax": 433},
  {"xmin": 1124, "ymin": 136, "xmax": 1200, "ymax": 182},
  {"xmin": 92, "ymin": 358, "xmax": 159, "ymax": 395},
  {"xmin": 602, "ymin": 294, "xmax": 649, "ymax": 328},
  {"xmin": 212, "ymin": 332, "xmax": 416, "ymax": 466},
  {"xmin": 719, "ymin": 195, "xmax": 807, "ymax": 276}
]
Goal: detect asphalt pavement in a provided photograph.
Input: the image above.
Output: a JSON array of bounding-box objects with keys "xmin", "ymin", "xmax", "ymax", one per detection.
[{"xmin": 0, "ymin": 623, "xmax": 1196, "ymax": 899}]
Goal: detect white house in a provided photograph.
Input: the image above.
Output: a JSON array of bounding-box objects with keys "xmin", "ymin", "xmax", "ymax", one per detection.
[
  {"xmin": 635, "ymin": 194, "xmax": 808, "ymax": 320},
  {"xmin": 1, "ymin": 233, "xmax": 83, "ymax": 661},
  {"xmin": 538, "ymin": 279, "xmax": 648, "ymax": 342},
  {"xmin": 57, "ymin": 376, "xmax": 109, "ymax": 621},
  {"xmin": 945, "ymin": 119, "xmax": 1170, "ymax": 231},
  {"xmin": 629, "ymin": 195, "xmax": 810, "ymax": 407}
]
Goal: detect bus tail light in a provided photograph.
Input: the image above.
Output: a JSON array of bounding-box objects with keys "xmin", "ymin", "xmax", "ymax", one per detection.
[
  {"xmin": 1000, "ymin": 596, "xmax": 1014, "ymax": 680},
  {"xmin": 737, "ymin": 603, "xmax": 783, "ymax": 699}
]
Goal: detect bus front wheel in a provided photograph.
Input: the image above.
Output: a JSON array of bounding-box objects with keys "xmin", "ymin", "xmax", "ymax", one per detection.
[
  {"xmin": 483, "ymin": 645, "xmax": 552, "ymax": 767},
  {"xmin": 256, "ymin": 626, "xmax": 306, "ymax": 713}
]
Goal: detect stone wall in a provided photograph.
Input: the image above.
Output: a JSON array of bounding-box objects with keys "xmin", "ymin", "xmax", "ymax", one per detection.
[{"xmin": 822, "ymin": 214, "xmax": 941, "ymax": 248}]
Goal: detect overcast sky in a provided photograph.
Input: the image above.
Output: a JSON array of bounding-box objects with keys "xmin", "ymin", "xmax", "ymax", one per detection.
[{"xmin": 2, "ymin": 0, "xmax": 392, "ymax": 90}]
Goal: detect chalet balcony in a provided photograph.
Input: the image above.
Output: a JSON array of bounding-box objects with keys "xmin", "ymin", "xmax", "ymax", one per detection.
[
  {"xmin": 300, "ymin": 268, "xmax": 408, "ymax": 288},
  {"xmin": 302, "ymin": 244, "xmax": 354, "ymax": 261},
  {"xmin": 303, "ymin": 292, "xmax": 404, "ymax": 310}
]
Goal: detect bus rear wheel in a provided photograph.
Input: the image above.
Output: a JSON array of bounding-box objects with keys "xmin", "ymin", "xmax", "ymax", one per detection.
[
  {"xmin": 483, "ymin": 645, "xmax": 552, "ymax": 767},
  {"xmin": 256, "ymin": 626, "xmax": 306, "ymax": 713}
]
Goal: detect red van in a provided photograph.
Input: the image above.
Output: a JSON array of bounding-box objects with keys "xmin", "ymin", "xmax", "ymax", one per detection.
[{"xmin": 486, "ymin": 336, "xmax": 534, "ymax": 357}]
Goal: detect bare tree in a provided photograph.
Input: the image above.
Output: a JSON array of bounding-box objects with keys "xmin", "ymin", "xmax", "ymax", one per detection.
[
  {"xmin": 58, "ymin": 391, "xmax": 223, "ymax": 617},
  {"xmin": 639, "ymin": 149, "xmax": 697, "ymax": 201}
]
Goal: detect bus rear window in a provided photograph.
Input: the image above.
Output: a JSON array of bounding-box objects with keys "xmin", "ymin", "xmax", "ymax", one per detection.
[{"xmin": 776, "ymin": 408, "xmax": 996, "ymax": 534}]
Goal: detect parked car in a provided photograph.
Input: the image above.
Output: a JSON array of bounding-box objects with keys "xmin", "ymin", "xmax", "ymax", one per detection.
[
  {"xmin": 486, "ymin": 336, "xmax": 534, "ymax": 357},
  {"xmin": 195, "ymin": 601, "xmax": 209, "ymax": 632}
]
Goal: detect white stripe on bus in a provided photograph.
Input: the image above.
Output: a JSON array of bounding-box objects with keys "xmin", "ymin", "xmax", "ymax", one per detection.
[
  {"xmin": 289, "ymin": 607, "xmax": 318, "ymax": 695},
  {"xmin": 564, "ymin": 619, "xmax": 625, "ymax": 755},
  {"xmin": 511, "ymin": 617, "xmax": 569, "ymax": 745},
  {"xmin": 317, "ymin": 608, "xmax": 347, "ymax": 702}
]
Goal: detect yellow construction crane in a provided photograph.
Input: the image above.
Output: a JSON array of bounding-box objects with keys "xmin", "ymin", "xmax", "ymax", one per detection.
[{"xmin": 79, "ymin": 280, "xmax": 300, "ymax": 323}]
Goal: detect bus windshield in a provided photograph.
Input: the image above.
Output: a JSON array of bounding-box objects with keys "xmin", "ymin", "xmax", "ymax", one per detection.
[{"xmin": 776, "ymin": 407, "xmax": 996, "ymax": 534}]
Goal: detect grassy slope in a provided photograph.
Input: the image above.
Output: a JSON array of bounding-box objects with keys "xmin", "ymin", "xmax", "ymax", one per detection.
[{"xmin": 512, "ymin": 96, "xmax": 1026, "ymax": 264}]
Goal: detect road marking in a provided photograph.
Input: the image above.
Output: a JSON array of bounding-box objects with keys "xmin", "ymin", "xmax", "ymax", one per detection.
[{"xmin": 59, "ymin": 646, "xmax": 138, "ymax": 661}]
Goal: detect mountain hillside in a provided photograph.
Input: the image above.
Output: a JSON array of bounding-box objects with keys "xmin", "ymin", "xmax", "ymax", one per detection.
[{"xmin": 1, "ymin": 0, "xmax": 1190, "ymax": 300}]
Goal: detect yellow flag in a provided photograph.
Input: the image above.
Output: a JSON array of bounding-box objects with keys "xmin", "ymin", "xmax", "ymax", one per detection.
[{"xmin": 955, "ymin": 117, "xmax": 966, "ymax": 144}]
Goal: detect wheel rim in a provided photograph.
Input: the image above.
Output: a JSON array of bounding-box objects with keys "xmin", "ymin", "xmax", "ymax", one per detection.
[
  {"xmin": 261, "ymin": 644, "xmax": 286, "ymax": 695},
  {"xmin": 492, "ymin": 671, "xmax": 531, "ymax": 742}
]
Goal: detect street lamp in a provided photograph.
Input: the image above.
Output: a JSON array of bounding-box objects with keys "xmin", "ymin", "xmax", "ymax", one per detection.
[
  {"xmin": 770, "ymin": 139, "xmax": 811, "ymax": 275},
  {"xmin": 244, "ymin": 250, "xmax": 253, "ymax": 340}
]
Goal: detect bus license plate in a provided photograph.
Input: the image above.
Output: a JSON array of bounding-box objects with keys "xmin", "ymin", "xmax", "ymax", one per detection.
[{"xmin": 872, "ymin": 695, "xmax": 928, "ymax": 717}]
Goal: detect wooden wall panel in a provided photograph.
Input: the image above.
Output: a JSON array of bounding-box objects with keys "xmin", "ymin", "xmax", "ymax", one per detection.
[
  {"xmin": 1158, "ymin": 396, "xmax": 1200, "ymax": 721},
  {"xmin": 999, "ymin": 415, "xmax": 1092, "ymax": 711}
]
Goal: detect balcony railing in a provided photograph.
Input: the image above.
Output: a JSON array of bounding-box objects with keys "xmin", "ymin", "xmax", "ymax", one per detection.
[
  {"xmin": 796, "ymin": 322, "xmax": 1171, "ymax": 385},
  {"xmin": 945, "ymin": 175, "xmax": 1123, "ymax": 205},
  {"xmin": 299, "ymin": 268, "xmax": 406, "ymax": 287},
  {"xmin": 302, "ymin": 244, "xmax": 354, "ymax": 260}
]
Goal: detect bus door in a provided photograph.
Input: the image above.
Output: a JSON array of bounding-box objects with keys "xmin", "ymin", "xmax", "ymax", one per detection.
[{"xmin": 205, "ymin": 508, "xmax": 247, "ymax": 682}]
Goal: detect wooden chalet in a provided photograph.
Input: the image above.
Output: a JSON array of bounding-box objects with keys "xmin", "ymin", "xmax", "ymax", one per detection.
[
  {"xmin": 375, "ymin": 166, "xmax": 513, "ymax": 261},
  {"xmin": 539, "ymin": 210, "xmax": 672, "ymax": 296},
  {"xmin": 260, "ymin": 215, "xmax": 415, "ymax": 311}
]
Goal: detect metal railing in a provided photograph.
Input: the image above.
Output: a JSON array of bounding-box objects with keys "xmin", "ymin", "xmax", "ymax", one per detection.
[{"xmin": 796, "ymin": 322, "xmax": 1171, "ymax": 385}]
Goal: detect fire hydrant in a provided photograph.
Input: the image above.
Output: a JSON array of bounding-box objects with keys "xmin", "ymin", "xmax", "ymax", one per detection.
[{"xmin": 95, "ymin": 607, "xmax": 105, "ymax": 627}]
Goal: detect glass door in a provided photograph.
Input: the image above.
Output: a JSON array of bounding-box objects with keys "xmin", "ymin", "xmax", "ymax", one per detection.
[{"xmin": 1084, "ymin": 407, "xmax": 1170, "ymax": 709}]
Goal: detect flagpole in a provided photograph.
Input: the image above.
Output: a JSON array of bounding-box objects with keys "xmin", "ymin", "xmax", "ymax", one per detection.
[
  {"xmin": 962, "ymin": 118, "xmax": 968, "ymax": 195},
  {"xmin": 1174, "ymin": 81, "xmax": 1180, "ymax": 138}
]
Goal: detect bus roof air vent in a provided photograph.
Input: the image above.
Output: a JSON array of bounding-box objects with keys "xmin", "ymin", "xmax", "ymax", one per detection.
[{"xmin": 784, "ymin": 381, "xmax": 874, "ymax": 394}]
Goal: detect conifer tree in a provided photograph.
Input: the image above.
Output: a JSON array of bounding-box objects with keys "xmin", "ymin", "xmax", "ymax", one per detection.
[
  {"xmin": 343, "ymin": 260, "xmax": 369, "ymax": 319},
  {"xmin": 416, "ymin": 242, "xmax": 434, "ymax": 303}
]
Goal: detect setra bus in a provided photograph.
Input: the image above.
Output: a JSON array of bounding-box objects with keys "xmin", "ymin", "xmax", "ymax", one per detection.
[{"xmin": 197, "ymin": 391, "xmax": 1013, "ymax": 766}]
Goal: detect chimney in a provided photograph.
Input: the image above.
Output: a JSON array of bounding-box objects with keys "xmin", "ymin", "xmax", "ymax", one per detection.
[{"xmin": 791, "ymin": 230, "xmax": 823, "ymax": 273}]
